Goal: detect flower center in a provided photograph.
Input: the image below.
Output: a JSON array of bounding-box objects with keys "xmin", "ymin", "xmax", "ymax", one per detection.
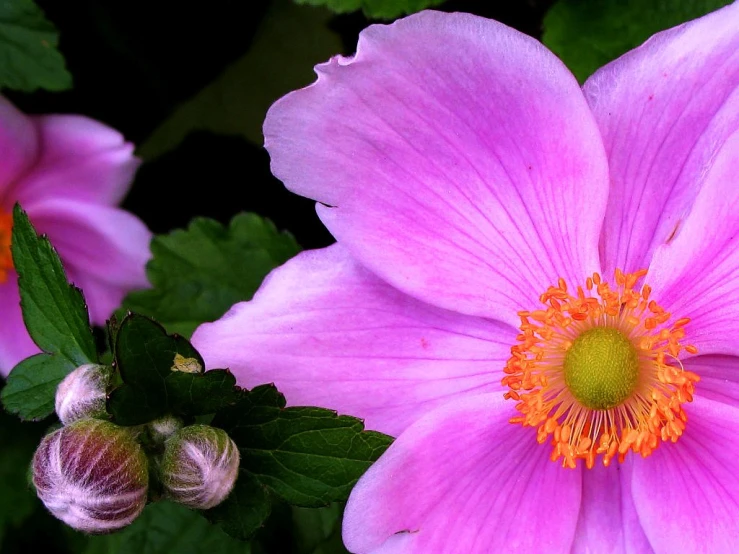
[
  {"xmin": 502, "ymin": 269, "xmax": 699, "ymax": 469},
  {"xmin": 0, "ymin": 210, "xmax": 13, "ymax": 283},
  {"xmin": 564, "ymin": 327, "xmax": 639, "ymax": 410}
]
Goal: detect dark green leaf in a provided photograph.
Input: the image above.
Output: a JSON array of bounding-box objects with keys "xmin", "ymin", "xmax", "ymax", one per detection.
[
  {"xmin": 109, "ymin": 313, "xmax": 238, "ymax": 425},
  {"xmin": 293, "ymin": 0, "xmax": 445, "ymax": 19},
  {"xmin": 203, "ymin": 471, "xmax": 272, "ymax": 542},
  {"xmin": 0, "ymin": 405, "xmax": 39, "ymax": 548},
  {"xmin": 81, "ymin": 501, "xmax": 250, "ymax": 554},
  {"xmin": 213, "ymin": 385, "xmax": 393, "ymax": 507},
  {"xmin": 1, "ymin": 206, "xmax": 97, "ymax": 420},
  {"xmin": 543, "ymin": 0, "xmax": 732, "ymax": 83},
  {"xmin": 291, "ymin": 504, "xmax": 349, "ymax": 554},
  {"xmin": 0, "ymin": 0, "xmax": 72, "ymax": 91},
  {"xmin": 124, "ymin": 214, "xmax": 300, "ymax": 338}
]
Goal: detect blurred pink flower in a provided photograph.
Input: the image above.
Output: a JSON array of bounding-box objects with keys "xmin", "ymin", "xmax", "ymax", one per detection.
[
  {"xmin": 0, "ymin": 97, "xmax": 151, "ymax": 376},
  {"xmin": 193, "ymin": 5, "xmax": 739, "ymax": 553}
]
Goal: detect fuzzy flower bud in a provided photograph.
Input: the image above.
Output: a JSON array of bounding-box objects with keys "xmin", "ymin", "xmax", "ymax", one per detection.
[
  {"xmin": 32, "ymin": 419, "xmax": 149, "ymax": 533},
  {"xmin": 160, "ymin": 424, "xmax": 239, "ymax": 509},
  {"xmin": 55, "ymin": 364, "xmax": 111, "ymax": 425},
  {"xmin": 147, "ymin": 415, "xmax": 183, "ymax": 444}
]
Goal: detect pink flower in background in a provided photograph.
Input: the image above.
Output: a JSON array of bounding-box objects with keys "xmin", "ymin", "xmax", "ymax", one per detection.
[
  {"xmin": 0, "ymin": 97, "xmax": 151, "ymax": 376},
  {"xmin": 193, "ymin": 5, "xmax": 739, "ymax": 554}
]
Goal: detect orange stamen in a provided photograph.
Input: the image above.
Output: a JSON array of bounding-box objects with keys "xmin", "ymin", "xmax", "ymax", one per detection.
[
  {"xmin": 502, "ymin": 270, "xmax": 699, "ymax": 469},
  {"xmin": 0, "ymin": 211, "xmax": 13, "ymax": 283}
]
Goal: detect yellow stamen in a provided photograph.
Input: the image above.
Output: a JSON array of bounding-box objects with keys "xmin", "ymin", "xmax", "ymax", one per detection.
[
  {"xmin": 502, "ymin": 269, "xmax": 699, "ymax": 469},
  {"xmin": 0, "ymin": 211, "xmax": 13, "ymax": 283}
]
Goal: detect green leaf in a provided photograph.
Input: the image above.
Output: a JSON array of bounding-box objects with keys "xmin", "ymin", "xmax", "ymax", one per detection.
[
  {"xmin": 0, "ymin": 355, "xmax": 70, "ymax": 420},
  {"xmin": 291, "ymin": 504, "xmax": 348, "ymax": 554},
  {"xmin": 203, "ymin": 471, "xmax": 272, "ymax": 542},
  {"xmin": 213, "ymin": 385, "xmax": 393, "ymax": 508},
  {"xmin": 0, "ymin": 0, "xmax": 72, "ymax": 92},
  {"xmin": 123, "ymin": 213, "xmax": 300, "ymax": 338},
  {"xmin": 138, "ymin": 0, "xmax": 343, "ymax": 156},
  {"xmin": 1, "ymin": 206, "xmax": 97, "ymax": 420},
  {"xmin": 109, "ymin": 313, "xmax": 239, "ymax": 425},
  {"xmin": 543, "ymin": 0, "xmax": 733, "ymax": 83},
  {"xmin": 293, "ymin": 0, "xmax": 445, "ymax": 19},
  {"xmin": 81, "ymin": 501, "xmax": 250, "ymax": 554}
]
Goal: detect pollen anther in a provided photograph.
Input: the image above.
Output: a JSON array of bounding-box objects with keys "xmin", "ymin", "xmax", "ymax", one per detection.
[{"xmin": 502, "ymin": 270, "xmax": 698, "ymax": 469}]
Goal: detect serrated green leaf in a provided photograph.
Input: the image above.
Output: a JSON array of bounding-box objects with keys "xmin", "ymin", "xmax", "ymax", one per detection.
[
  {"xmin": 123, "ymin": 213, "xmax": 300, "ymax": 338},
  {"xmin": 213, "ymin": 385, "xmax": 393, "ymax": 508},
  {"xmin": 293, "ymin": 0, "xmax": 445, "ymax": 19},
  {"xmin": 0, "ymin": 0, "xmax": 72, "ymax": 92},
  {"xmin": 1, "ymin": 206, "xmax": 97, "ymax": 420},
  {"xmin": 203, "ymin": 471, "xmax": 272, "ymax": 541},
  {"xmin": 109, "ymin": 313, "xmax": 238, "ymax": 425},
  {"xmin": 543, "ymin": 0, "xmax": 732, "ymax": 83},
  {"xmin": 81, "ymin": 501, "xmax": 250, "ymax": 554}
]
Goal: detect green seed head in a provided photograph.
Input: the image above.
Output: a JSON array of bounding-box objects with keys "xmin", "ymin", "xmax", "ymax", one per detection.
[{"xmin": 563, "ymin": 327, "xmax": 640, "ymax": 410}]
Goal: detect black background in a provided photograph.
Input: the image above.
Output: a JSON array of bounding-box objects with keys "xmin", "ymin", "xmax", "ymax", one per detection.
[{"xmin": 6, "ymin": 0, "xmax": 552, "ymax": 250}]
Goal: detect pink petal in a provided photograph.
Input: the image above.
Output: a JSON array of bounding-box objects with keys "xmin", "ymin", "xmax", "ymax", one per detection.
[
  {"xmin": 264, "ymin": 10, "xmax": 609, "ymax": 324},
  {"xmin": 572, "ymin": 460, "xmax": 652, "ymax": 554},
  {"xmin": 684, "ymin": 355, "xmax": 739, "ymax": 408},
  {"xmin": 191, "ymin": 245, "xmax": 515, "ymax": 437},
  {"xmin": 25, "ymin": 199, "xmax": 151, "ymax": 325},
  {"xmin": 0, "ymin": 96, "xmax": 38, "ymax": 200},
  {"xmin": 8, "ymin": 115, "xmax": 140, "ymax": 207},
  {"xmin": 631, "ymin": 395, "xmax": 739, "ymax": 553},
  {"xmin": 0, "ymin": 274, "xmax": 40, "ymax": 376},
  {"xmin": 343, "ymin": 394, "xmax": 581, "ymax": 554},
  {"xmin": 646, "ymin": 132, "xmax": 739, "ymax": 357},
  {"xmin": 584, "ymin": 2, "xmax": 739, "ymax": 276}
]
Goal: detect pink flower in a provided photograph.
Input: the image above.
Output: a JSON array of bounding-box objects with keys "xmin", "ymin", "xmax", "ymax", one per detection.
[
  {"xmin": 192, "ymin": 6, "xmax": 739, "ymax": 553},
  {"xmin": 0, "ymin": 97, "xmax": 151, "ymax": 376}
]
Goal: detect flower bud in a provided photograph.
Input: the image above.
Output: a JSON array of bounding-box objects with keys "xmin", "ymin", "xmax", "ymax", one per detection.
[
  {"xmin": 32, "ymin": 419, "xmax": 149, "ymax": 533},
  {"xmin": 160, "ymin": 424, "xmax": 239, "ymax": 509},
  {"xmin": 55, "ymin": 364, "xmax": 111, "ymax": 425},
  {"xmin": 147, "ymin": 415, "xmax": 183, "ymax": 444}
]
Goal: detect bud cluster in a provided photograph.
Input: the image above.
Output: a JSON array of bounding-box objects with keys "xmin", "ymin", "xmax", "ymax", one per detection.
[{"xmin": 31, "ymin": 364, "xmax": 240, "ymax": 534}]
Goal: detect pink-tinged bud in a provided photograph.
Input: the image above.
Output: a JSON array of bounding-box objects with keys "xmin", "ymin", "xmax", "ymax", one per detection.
[
  {"xmin": 55, "ymin": 364, "xmax": 111, "ymax": 425},
  {"xmin": 32, "ymin": 419, "xmax": 149, "ymax": 533},
  {"xmin": 160, "ymin": 424, "xmax": 239, "ymax": 509}
]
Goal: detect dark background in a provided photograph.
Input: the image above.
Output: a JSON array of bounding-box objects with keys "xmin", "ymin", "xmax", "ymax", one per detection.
[{"xmin": 6, "ymin": 0, "xmax": 552, "ymax": 250}]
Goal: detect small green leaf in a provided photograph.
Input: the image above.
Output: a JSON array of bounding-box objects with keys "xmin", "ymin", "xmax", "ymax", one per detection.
[
  {"xmin": 81, "ymin": 501, "xmax": 250, "ymax": 554},
  {"xmin": 124, "ymin": 214, "xmax": 300, "ymax": 338},
  {"xmin": 0, "ymin": 0, "xmax": 72, "ymax": 92},
  {"xmin": 213, "ymin": 385, "xmax": 393, "ymax": 508},
  {"xmin": 1, "ymin": 206, "xmax": 97, "ymax": 420},
  {"xmin": 0, "ymin": 355, "xmax": 70, "ymax": 420},
  {"xmin": 203, "ymin": 471, "xmax": 272, "ymax": 541},
  {"xmin": 109, "ymin": 313, "xmax": 238, "ymax": 425},
  {"xmin": 543, "ymin": 0, "xmax": 733, "ymax": 83},
  {"xmin": 293, "ymin": 0, "xmax": 446, "ymax": 18}
]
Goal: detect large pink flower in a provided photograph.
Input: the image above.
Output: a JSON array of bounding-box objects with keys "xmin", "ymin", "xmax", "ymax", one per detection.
[
  {"xmin": 192, "ymin": 6, "xmax": 739, "ymax": 553},
  {"xmin": 0, "ymin": 97, "xmax": 151, "ymax": 376}
]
